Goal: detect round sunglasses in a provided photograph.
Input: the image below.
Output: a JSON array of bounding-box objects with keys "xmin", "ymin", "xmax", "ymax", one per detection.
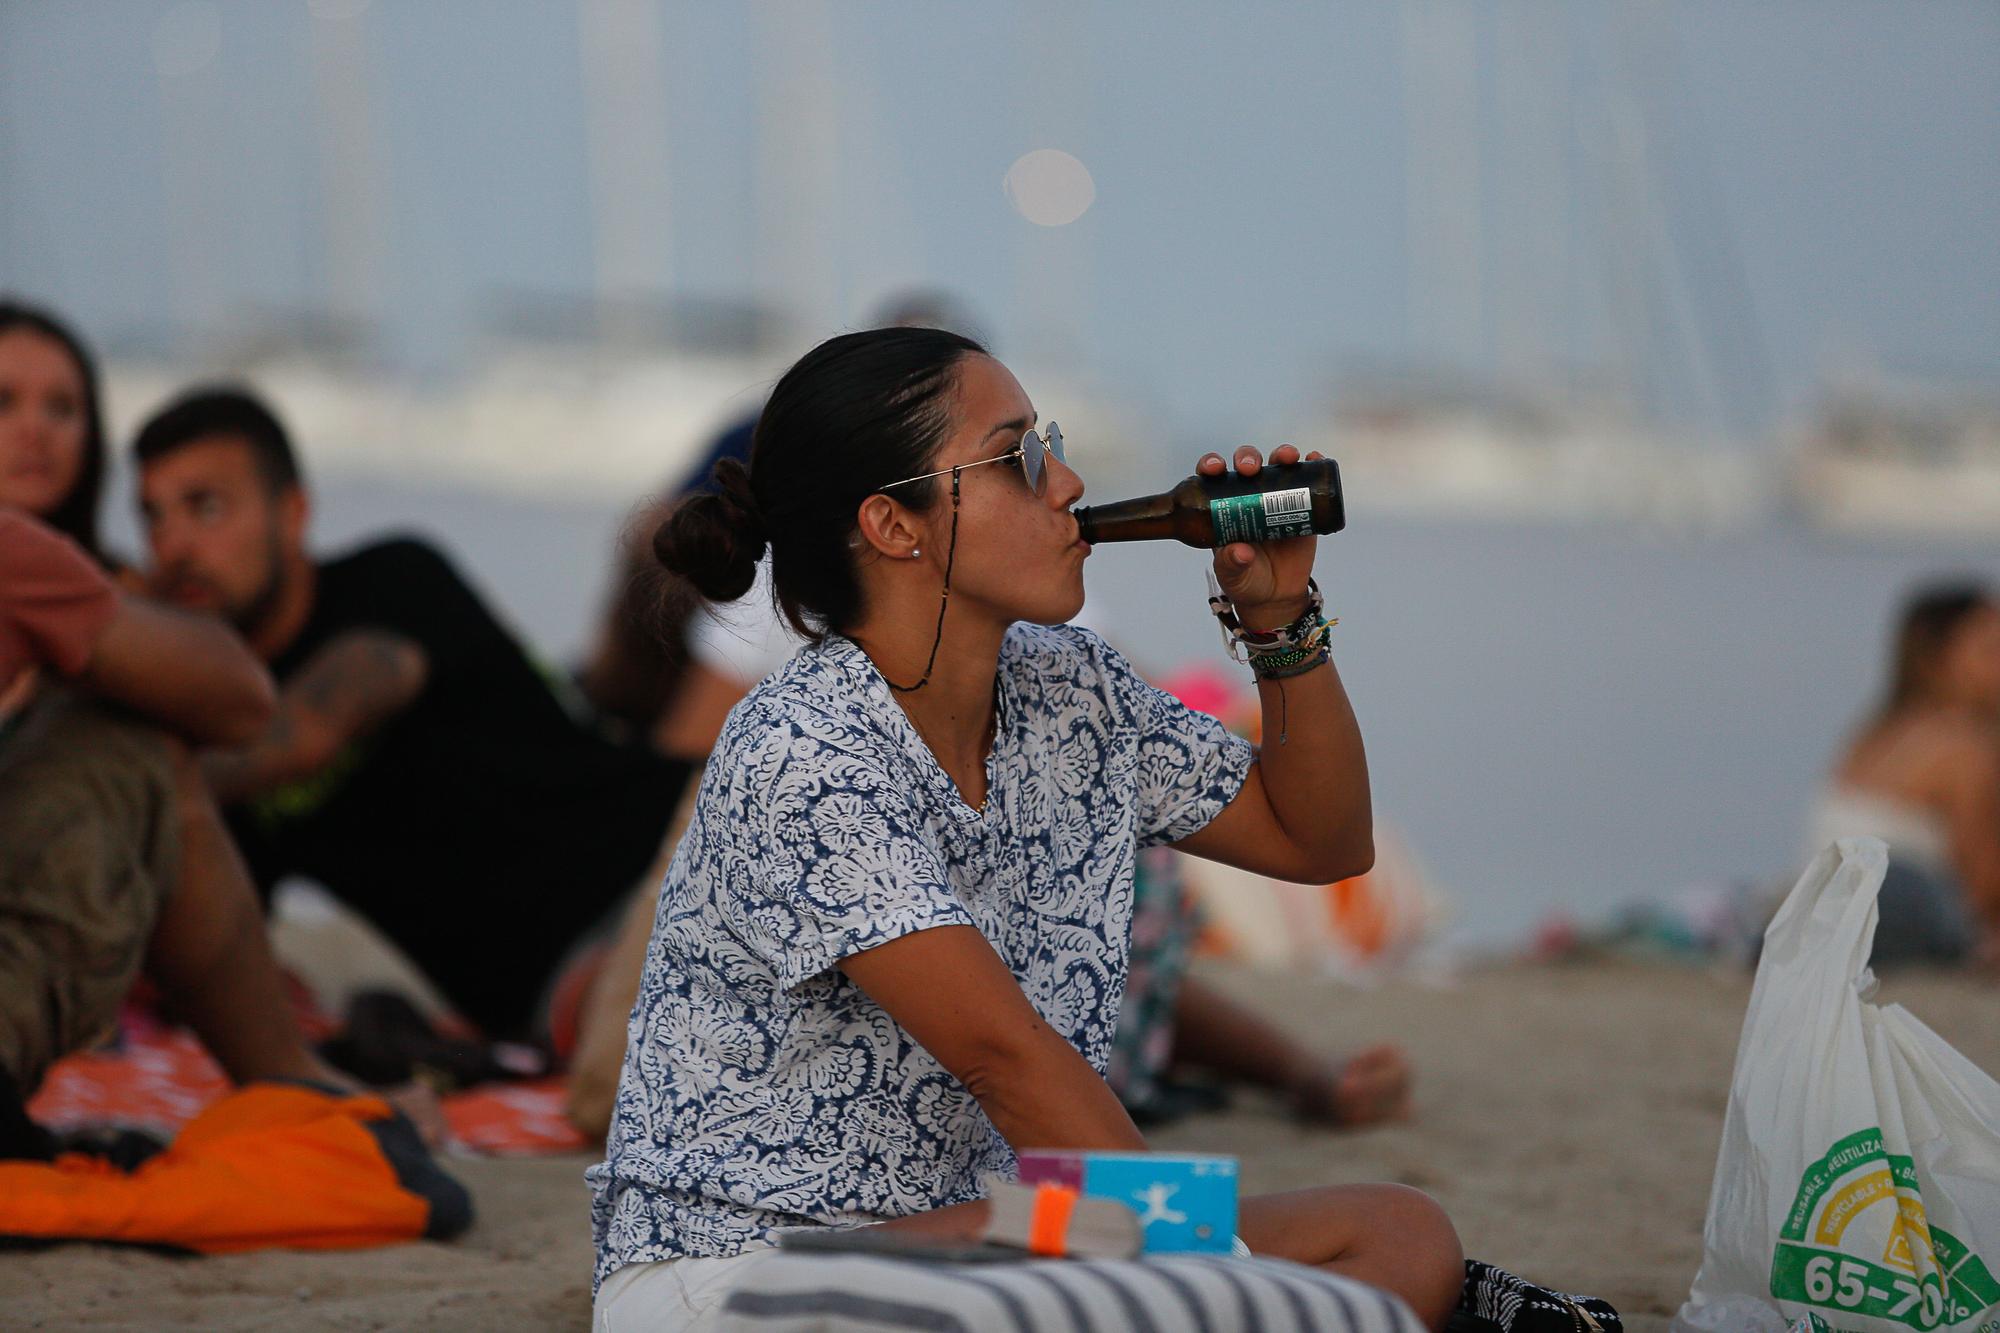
[{"xmin": 876, "ymin": 422, "xmax": 1065, "ymax": 498}]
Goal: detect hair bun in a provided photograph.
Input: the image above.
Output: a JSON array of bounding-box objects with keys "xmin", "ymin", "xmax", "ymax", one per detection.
[
  {"xmin": 711, "ymin": 457, "xmax": 766, "ymax": 532},
  {"xmin": 651, "ymin": 458, "xmax": 768, "ymax": 602}
]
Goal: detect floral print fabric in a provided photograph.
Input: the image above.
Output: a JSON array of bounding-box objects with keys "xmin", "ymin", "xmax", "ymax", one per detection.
[{"xmin": 587, "ymin": 623, "xmax": 1253, "ymax": 1288}]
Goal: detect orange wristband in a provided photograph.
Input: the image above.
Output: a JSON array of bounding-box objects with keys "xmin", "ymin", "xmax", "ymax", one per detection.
[{"xmin": 1026, "ymin": 1183, "xmax": 1080, "ymax": 1257}]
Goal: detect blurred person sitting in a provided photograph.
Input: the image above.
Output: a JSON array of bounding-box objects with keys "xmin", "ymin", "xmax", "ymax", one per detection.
[
  {"xmin": 131, "ymin": 387, "xmax": 696, "ymax": 1055},
  {"xmin": 1811, "ymin": 580, "xmax": 2000, "ymax": 967},
  {"xmin": 1110, "ymin": 847, "xmax": 1411, "ymax": 1128},
  {"xmin": 0, "ymin": 301, "xmax": 351, "ymax": 1155},
  {"xmin": 563, "ymin": 555, "xmax": 802, "ymax": 1135}
]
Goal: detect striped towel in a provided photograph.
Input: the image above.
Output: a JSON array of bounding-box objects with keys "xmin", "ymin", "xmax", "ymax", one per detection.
[{"xmin": 715, "ymin": 1251, "xmax": 1424, "ymax": 1332}]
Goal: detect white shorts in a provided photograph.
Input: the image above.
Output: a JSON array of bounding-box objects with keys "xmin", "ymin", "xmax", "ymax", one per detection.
[{"xmin": 593, "ymin": 1248, "xmax": 779, "ymax": 1332}]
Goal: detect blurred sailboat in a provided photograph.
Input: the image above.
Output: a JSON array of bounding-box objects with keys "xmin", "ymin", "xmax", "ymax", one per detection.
[
  {"xmin": 1305, "ymin": 1, "xmax": 1772, "ymax": 534},
  {"xmin": 1790, "ymin": 374, "xmax": 2000, "ymax": 538}
]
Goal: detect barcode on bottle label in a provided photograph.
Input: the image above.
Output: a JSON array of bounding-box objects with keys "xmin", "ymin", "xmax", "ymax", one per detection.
[
  {"xmin": 1262, "ymin": 488, "xmax": 1310, "ymax": 521},
  {"xmin": 1208, "ymin": 491, "xmax": 1317, "ymax": 544}
]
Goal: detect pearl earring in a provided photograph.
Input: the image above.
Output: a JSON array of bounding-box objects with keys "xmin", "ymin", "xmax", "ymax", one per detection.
[{"xmin": 910, "ymin": 548, "xmax": 922, "ymax": 558}]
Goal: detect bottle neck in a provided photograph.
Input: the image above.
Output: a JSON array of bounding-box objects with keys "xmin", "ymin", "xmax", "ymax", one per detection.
[{"xmin": 1074, "ymin": 493, "xmax": 1175, "ymax": 544}]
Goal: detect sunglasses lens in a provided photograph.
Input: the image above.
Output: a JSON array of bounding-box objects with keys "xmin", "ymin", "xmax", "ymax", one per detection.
[
  {"xmin": 1021, "ymin": 430, "xmax": 1046, "ymax": 496},
  {"xmin": 1044, "ymin": 422, "xmax": 1064, "ymax": 464}
]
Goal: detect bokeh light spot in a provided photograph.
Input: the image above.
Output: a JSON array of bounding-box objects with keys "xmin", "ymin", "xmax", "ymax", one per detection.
[{"xmin": 1004, "ymin": 149, "xmax": 1096, "ymax": 227}]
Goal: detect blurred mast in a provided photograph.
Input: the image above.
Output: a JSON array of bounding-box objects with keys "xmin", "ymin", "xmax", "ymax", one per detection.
[
  {"xmin": 751, "ymin": 0, "xmax": 841, "ymax": 339},
  {"xmin": 577, "ymin": 0, "xmax": 675, "ymax": 341},
  {"xmin": 1400, "ymin": 0, "xmax": 1486, "ymax": 376},
  {"xmin": 153, "ymin": 2, "xmax": 228, "ymax": 341},
  {"xmin": 1617, "ymin": 0, "xmax": 1771, "ymax": 436},
  {"xmin": 1492, "ymin": 3, "xmax": 1569, "ymax": 388},
  {"xmin": 1012, "ymin": 0, "xmax": 1092, "ymax": 368},
  {"xmin": 308, "ymin": 0, "xmax": 388, "ymax": 338}
]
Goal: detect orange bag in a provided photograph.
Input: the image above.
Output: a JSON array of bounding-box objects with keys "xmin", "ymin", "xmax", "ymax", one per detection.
[{"xmin": 0, "ymin": 1083, "xmax": 471, "ymax": 1252}]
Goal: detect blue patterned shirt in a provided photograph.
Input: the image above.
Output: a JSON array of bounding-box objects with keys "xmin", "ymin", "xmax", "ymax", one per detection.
[{"xmin": 587, "ymin": 623, "xmax": 1253, "ymax": 1288}]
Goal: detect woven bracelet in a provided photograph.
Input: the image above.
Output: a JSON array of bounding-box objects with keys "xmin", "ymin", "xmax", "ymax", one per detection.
[{"xmin": 1252, "ymin": 647, "xmax": 1330, "ymax": 681}]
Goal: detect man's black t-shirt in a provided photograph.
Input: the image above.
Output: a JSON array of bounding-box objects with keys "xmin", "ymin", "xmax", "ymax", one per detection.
[{"xmin": 228, "ymin": 537, "xmax": 691, "ymax": 1036}]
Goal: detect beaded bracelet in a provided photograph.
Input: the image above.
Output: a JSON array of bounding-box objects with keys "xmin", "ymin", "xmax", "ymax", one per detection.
[
  {"xmin": 1208, "ymin": 578, "xmax": 1334, "ymax": 747},
  {"xmin": 1257, "ymin": 629, "xmax": 1330, "ymax": 744},
  {"xmin": 1207, "ymin": 575, "xmax": 1335, "ymax": 665},
  {"xmin": 1250, "ymin": 639, "xmax": 1330, "ymax": 680}
]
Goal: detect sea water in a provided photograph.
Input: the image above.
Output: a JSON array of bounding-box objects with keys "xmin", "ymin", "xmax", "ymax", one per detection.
[{"xmin": 222, "ymin": 477, "xmax": 2000, "ymax": 949}]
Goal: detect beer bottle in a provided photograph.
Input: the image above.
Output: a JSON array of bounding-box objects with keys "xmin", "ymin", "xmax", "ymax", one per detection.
[{"xmin": 1072, "ymin": 458, "xmax": 1345, "ymax": 548}]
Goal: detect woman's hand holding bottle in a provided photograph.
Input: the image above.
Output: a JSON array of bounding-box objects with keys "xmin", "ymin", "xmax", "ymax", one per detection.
[{"xmin": 1197, "ymin": 443, "xmax": 1325, "ymax": 630}]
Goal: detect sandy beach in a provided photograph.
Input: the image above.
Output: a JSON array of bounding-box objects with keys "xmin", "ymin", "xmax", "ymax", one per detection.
[{"xmin": 4, "ymin": 957, "xmax": 1994, "ymax": 1331}]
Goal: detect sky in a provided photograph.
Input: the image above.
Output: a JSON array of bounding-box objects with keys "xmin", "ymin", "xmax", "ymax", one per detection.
[
  {"xmin": 6, "ymin": 1, "xmax": 1999, "ymax": 936},
  {"xmin": 3, "ymin": 0, "xmax": 1996, "ymax": 449}
]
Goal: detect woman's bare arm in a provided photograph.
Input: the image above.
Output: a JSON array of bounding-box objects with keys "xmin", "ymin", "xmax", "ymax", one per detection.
[
  {"xmin": 1172, "ymin": 666, "xmax": 1375, "ymax": 886},
  {"xmin": 81, "ymin": 593, "xmax": 276, "ymax": 746},
  {"xmin": 1166, "ymin": 443, "xmax": 1373, "ymax": 886},
  {"xmin": 838, "ymin": 924, "xmax": 1146, "ymax": 1154}
]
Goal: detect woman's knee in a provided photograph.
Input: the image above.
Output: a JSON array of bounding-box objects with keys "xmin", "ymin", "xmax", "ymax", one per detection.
[
  {"xmin": 0, "ymin": 704, "xmax": 184, "ymax": 1090},
  {"xmin": 1362, "ymin": 1183, "xmax": 1464, "ymax": 1328},
  {"xmin": 1254, "ymin": 1182, "xmax": 1463, "ymax": 1329}
]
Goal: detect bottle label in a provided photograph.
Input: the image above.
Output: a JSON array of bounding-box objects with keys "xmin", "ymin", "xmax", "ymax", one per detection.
[{"xmin": 1209, "ymin": 488, "xmax": 1315, "ymax": 544}]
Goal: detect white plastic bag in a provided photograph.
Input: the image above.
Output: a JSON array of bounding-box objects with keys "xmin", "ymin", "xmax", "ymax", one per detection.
[{"xmin": 1675, "ymin": 838, "xmax": 2000, "ymax": 1333}]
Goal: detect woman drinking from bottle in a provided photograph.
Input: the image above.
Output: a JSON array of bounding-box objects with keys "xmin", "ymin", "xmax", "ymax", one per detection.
[{"xmin": 586, "ymin": 327, "xmax": 1463, "ymax": 1328}]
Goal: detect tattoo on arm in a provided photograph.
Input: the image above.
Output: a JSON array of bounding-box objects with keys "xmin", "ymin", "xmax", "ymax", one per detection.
[
  {"xmin": 292, "ymin": 632, "xmax": 428, "ymax": 727},
  {"xmin": 202, "ymin": 630, "xmax": 428, "ymax": 800}
]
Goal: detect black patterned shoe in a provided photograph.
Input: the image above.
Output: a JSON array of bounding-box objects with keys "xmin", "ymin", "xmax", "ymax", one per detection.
[{"xmin": 1445, "ymin": 1259, "xmax": 1622, "ymax": 1333}]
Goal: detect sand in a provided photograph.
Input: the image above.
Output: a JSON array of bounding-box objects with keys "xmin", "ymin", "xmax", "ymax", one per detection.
[{"xmin": 4, "ymin": 958, "xmax": 1995, "ymax": 1331}]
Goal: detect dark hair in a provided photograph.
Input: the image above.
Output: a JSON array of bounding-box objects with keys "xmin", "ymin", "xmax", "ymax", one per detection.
[
  {"xmin": 1879, "ymin": 579, "xmax": 1997, "ymax": 717},
  {"xmin": 0, "ymin": 300, "xmax": 107, "ymax": 560},
  {"xmin": 131, "ymin": 385, "xmax": 303, "ymax": 494},
  {"xmin": 653, "ymin": 326, "xmax": 984, "ymax": 640}
]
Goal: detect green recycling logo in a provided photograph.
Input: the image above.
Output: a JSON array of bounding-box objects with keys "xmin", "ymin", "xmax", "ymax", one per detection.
[{"xmin": 1771, "ymin": 1128, "xmax": 2000, "ymax": 1329}]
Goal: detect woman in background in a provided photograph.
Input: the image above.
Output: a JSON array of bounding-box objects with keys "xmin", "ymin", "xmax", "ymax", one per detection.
[
  {"xmin": 1812, "ymin": 580, "xmax": 2000, "ymax": 966},
  {"xmin": 0, "ymin": 299, "xmax": 469, "ymax": 1157},
  {"xmin": 0, "ymin": 299, "xmax": 353, "ymax": 1150},
  {"xmin": 0, "ymin": 301, "xmax": 109, "ymax": 561}
]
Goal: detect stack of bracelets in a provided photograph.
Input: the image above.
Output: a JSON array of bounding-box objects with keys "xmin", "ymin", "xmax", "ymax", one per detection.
[{"xmin": 1206, "ymin": 575, "xmax": 1336, "ymax": 681}]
